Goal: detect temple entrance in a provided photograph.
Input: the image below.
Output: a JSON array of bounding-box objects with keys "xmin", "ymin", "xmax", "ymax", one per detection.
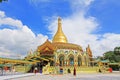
[
  {"xmin": 28, "ymin": 55, "xmax": 54, "ymax": 73},
  {"xmin": 59, "ymin": 55, "xmax": 64, "ymax": 66},
  {"xmin": 69, "ymin": 57, "xmax": 74, "ymax": 66},
  {"xmin": 28, "ymin": 60, "xmax": 49, "ymax": 73},
  {"xmin": 78, "ymin": 56, "xmax": 82, "ymax": 66},
  {"xmin": 33, "ymin": 39, "xmax": 55, "ymax": 73},
  {"xmin": 37, "ymin": 60, "xmax": 48, "ymax": 73},
  {"xmin": 69, "ymin": 55, "xmax": 74, "ymax": 66}
]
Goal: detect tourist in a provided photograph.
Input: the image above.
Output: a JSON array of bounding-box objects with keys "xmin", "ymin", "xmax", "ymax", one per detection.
[
  {"xmin": 67, "ymin": 69, "xmax": 71, "ymax": 73},
  {"xmin": 99, "ymin": 68, "xmax": 102, "ymax": 73},
  {"xmin": 109, "ymin": 68, "xmax": 112, "ymax": 73},
  {"xmin": 0, "ymin": 67, "xmax": 3, "ymax": 76},
  {"xmin": 40, "ymin": 69, "xmax": 42, "ymax": 73},
  {"xmin": 73, "ymin": 67, "xmax": 76, "ymax": 76},
  {"xmin": 34, "ymin": 67, "xmax": 38, "ymax": 74},
  {"xmin": 12, "ymin": 67, "xmax": 16, "ymax": 74}
]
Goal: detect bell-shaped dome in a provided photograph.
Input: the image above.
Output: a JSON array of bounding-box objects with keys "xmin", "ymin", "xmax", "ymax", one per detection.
[{"xmin": 52, "ymin": 17, "xmax": 68, "ymax": 43}]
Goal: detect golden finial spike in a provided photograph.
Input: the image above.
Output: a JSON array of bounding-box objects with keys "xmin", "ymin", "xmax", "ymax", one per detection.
[
  {"xmin": 58, "ymin": 17, "xmax": 62, "ymax": 33},
  {"xmin": 88, "ymin": 44, "xmax": 90, "ymax": 48},
  {"xmin": 58, "ymin": 17, "xmax": 61, "ymax": 21},
  {"xmin": 52, "ymin": 17, "xmax": 68, "ymax": 43}
]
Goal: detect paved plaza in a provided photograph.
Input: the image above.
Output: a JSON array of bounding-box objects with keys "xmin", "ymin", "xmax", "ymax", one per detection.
[{"xmin": 0, "ymin": 72, "xmax": 120, "ymax": 80}]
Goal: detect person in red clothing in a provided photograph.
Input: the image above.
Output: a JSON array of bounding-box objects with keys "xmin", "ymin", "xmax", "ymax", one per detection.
[
  {"xmin": 109, "ymin": 68, "xmax": 112, "ymax": 73},
  {"xmin": 73, "ymin": 67, "xmax": 76, "ymax": 76},
  {"xmin": 4, "ymin": 66, "xmax": 8, "ymax": 72}
]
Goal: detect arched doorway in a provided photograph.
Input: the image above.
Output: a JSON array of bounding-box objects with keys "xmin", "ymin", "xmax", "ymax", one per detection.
[
  {"xmin": 37, "ymin": 60, "xmax": 48, "ymax": 73},
  {"xmin": 59, "ymin": 55, "xmax": 65, "ymax": 66},
  {"xmin": 68, "ymin": 55, "xmax": 74, "ymax": 66},
  {"xmin": 50, "ymin": 61, "xmax": 54, "ymax": 66},
  {"xmin": 78, "ymin": 56, "xmax": 82, "ymax": 66}
]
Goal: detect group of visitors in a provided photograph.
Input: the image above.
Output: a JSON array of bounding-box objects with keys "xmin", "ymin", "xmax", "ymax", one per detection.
[
  {"xmin": 0, "ymin": 66, "xmax": 16, "ymax": 76},
  {"xmin": 33, "ymin": 67, "xmax": 77, "ymax": 76},
  {"xmin": 3, "ymin": 66, "xmax": 16, "ymax": 73}
]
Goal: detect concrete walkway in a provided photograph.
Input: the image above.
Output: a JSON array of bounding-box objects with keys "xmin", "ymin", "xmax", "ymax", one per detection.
[
  {"xmin": 11, "ymin": 73, "xmax": 120, "ymax": 80},
  {"xmin": 0, "ymin": 73, "xmax": 35, "ymax": 80},
  {"xmin": 0, "ymin": 72, "xmax": 120, "ymax": 80}
]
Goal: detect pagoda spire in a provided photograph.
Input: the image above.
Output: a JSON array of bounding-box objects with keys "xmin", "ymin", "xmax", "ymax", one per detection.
[{"xmin": 52, "ymin": 17, "xmax": 68, "ymax": 43}]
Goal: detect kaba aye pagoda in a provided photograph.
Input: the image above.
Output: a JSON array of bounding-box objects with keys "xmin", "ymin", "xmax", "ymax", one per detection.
[{"xmin": 26, "ymin": 17, "xmax": 95, "ymax": 74}]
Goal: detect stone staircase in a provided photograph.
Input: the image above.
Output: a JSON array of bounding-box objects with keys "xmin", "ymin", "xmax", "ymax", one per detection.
[
  {"xmin": 42, "ymin": 63, "xmax": 50, "ymax": 74},
  {"xmin": 47, "ymin": 66, "xmax": 99, "ymax": 74}
]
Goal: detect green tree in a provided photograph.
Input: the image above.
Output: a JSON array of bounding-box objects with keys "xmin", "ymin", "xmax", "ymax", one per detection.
[
  {"xmin": 103, "ymin": 51, "xmax": 115, "ymax": 62},
  {"xmin": 115, "ymin": 56, "xmax": 120, "ymax": 62},
  {"xmin": 104, "ymin": 51, "xmax": 120, "ymax": 62},
  {"xmin": 114, "ymin": 47, "xmax": 120, "ymax": 55}
]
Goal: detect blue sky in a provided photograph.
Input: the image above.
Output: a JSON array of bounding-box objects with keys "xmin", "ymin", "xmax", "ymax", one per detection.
[
  {"xmin": 0, "ymin": 0, "xmax": 120, "ymax": 58},
  {"xmin": 88, "ymin": 0, "xmax": 120, "ymax": 34},
  {"xmin": 0, "ymin": 0, "xmax": 72, "ymax": 36}
]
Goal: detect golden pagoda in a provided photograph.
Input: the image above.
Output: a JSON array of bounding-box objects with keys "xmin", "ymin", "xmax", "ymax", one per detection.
[
  {"xmin": 0, "ymin": 17, "xmax": 103, "ymax": 74},
  {"xmin": 26, "ymin": 17, "xmax": 95, "ymax": 74}
]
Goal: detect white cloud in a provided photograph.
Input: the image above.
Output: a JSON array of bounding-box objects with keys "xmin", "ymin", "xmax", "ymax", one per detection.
[
  {"xmin": 0, "ymin": 11, "xmax": 48, "ymax": 58},
  {"xmin": 29, "ymin": 0, "xmax": 50, "ymax": 6},
  {"xmin": 68, "ymin": 0, "xmax": 94, "ymax": 12},
  {"xmin": 30, "ymin": 0, "xmax": 50, "ymax": 3},
  {"xmin": 0, "ymin": 11, "xmax": 23, "ymax": 28},
  {"xmin": 91, "ymin": 33, "xmax": 120, "ymax": 56},
  {"xmin": 0, "ymin": 11, "xmax": 5, "ymax": 18},
  {"xmin": 48, "ymin": 0, "xmax": 120, "ymax": 56},
  {"xmin": 70, "ymin": 0, "xmax": 94, "ymax": 7}
]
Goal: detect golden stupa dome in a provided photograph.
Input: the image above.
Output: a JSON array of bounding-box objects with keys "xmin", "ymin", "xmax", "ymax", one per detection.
[
  {"xmin": 52, "ymin": 17, "xmax": 68, "ymax": 43},
  {"xmin": 37, "ymin": 17, "xmax": 83, "ymax": 52}
]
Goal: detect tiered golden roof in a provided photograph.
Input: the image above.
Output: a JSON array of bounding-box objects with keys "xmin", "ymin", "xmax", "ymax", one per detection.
[
  {"xmin": 37, "ymin": 17, "xmax": 83, "ymax": 52},
  {"xmin": 52, "ymin": 42, "xmax": 82, "ymax": 51},
  {"xmin": 37, "ymin": 39, "xmax": 55, "ymax": 52},
  {"xmin": 37, "ymin": 40, "xmax": 83, "ymax": 52},
  {"xmin": 52, "ymin": 17, "xmax": 68, "ymax": 43}
]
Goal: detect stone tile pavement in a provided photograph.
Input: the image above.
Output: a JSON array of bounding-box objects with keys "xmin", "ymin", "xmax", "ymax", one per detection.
[
  {"xmin": 1, "ymin": 72, "xmax": 120, "ymax": 80},
  {"xmin": 0, "ymin": 73, "xmax": 34, "ymax": 80}
]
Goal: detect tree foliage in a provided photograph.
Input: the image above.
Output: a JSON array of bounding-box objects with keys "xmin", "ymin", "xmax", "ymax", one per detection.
[
  {"xmin": 103, "ymin": 47, "xmax": 120, "ymax": 63},
  {"xmin": 114, "ymin": 47, "xmax": 120, "ymax": 55},
  {"xmin": 104, "ymin": 51, "xmax": 115, "ymax": 62}
]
